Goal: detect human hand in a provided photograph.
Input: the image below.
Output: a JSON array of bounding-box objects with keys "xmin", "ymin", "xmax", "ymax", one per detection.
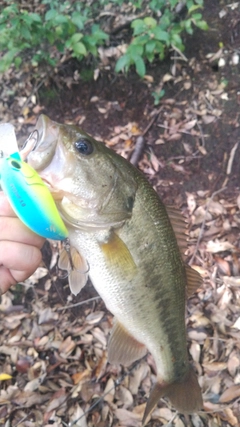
[{"xmin": 0, "ymin": 192, "xmax": 45, "ymax": 294}]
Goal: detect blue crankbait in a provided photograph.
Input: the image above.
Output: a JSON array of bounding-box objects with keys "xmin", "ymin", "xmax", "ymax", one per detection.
[
  {"xmin": 0, "ymin": 153, "xmax": 68, "ymax": 241},
  {"xmin": 0, "ymin": 124, "xmax": 86, "ymax": 292}
]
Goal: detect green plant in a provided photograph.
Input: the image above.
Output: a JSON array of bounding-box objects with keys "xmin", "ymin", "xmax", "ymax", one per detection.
[
  {"xmin": 152, "ymin": 88, "xmax": 165, "ymax": 105},
  {"xmin": 0, "ymin": 0, "xmax": 109, "ymax": 73},
  {"xmin": 0, "ymin": 0, "xmax": 208, "ymax": 77},
  {"xmin": 116, "ymin": 0, "xmax": 208, "ymax": 77}
]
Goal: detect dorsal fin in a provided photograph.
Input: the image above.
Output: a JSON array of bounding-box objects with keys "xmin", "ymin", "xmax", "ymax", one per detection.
[
  {"xmin": 166, "ymin": 205, "xmax": 188, "ymax": 260},
  {"xmin": 185, "ymin": 265, "xmax": 203, "ymax": 298}
]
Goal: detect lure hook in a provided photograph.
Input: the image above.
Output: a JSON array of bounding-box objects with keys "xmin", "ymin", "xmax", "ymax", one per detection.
[{"xmin": 62, "ymin": 238, "xmax": 90, "ymax": 275}]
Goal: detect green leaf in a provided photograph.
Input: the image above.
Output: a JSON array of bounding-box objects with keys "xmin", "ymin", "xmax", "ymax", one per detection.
[
  {"xmin": 129, "ymin": 43, "xmax": 144, "ymax": 57},
  {"xmin": 194, "ymin": 20, "xmax": 209, "ymax": 30},
  {"xmin": 131, "ymin": 19, "xmax": 146, "ymax": 36},
  {"xmin": 115, "ymin": 54, "xmax": 131, "ymax": 73},
  {"xmin": 71, "ymin": 11, "xmax": 85, "ymax": 30},
  {"xmin": 145, "ymin": 39, "xmax": 156, "ymax": 54},
  {"xmin": 188, "ymin": 4, "xmax": 202, "ymax": 13},
  {"xmin": 71, "ymin": 33, "xmax": 83, "ymax": 44},
  {"xmin": 143, "ymin": 17, "xmax": 157, "ymax": 28},
  {"xmin": 170, "ymin": 32, "xmax": 183, "ymax": 47},
  {"xmin": 14, "ymin": 56, "xmax": 22, "ymax": 68},
  {"xmin": 152, "ymin": 27, "xmax": 170, "ymax": 43},
  {"xmin": 72, "ymin": 41, "xmax": 87, "ymax": 56},
  {"xmin": 134, "ymin": 55, "xmax": 146, "ymax": 77},
  {"xmin": 192, "ymin": 13, "xmax": 202, "ymax": 20},
  {"xmin": 54, "ymin": 14, "xmax": 69, "ymax": 25},
  {"xmin": 29, "ymin": 13, "xmax": 42, "ymax": 24},
  {"xmin": 45, "ymin": 9, "xmax": 58, "ymax": 21},
  {"xmin": 20, "ymin": 26, "xmax": 32, "ymax": 40}
]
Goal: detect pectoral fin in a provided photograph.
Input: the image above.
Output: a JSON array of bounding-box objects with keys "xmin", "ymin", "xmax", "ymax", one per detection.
[
  {"xmin": 143, "ymin": 366, "xmax": 203, "ymax": 425},
  {"xmin": 108, "ymin": 319, "xmax": 147, "ymax": 366},
  {"xmin": 59, "ymin": 247, "xmax": 89, "ymax": 296},
  {"xmin": 185, "ymin": 265, "xmax": 203, "ymax": 298},
  {"xmin": 100, "ymin": 231, "xmax": 137, "ymax": 279}
]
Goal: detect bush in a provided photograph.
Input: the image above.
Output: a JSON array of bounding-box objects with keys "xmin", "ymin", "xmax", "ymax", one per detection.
[{"xmin": 0, "ymin": 0, "xmax": 208, "ymax": 77}]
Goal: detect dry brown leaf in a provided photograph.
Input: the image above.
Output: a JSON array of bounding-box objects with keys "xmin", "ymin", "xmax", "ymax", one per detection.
[
  {"xmin": 188, "ymin": 330, "xmax": 208, "ymax": 342},
  {"xmin": 86, "ymin": 311, "xmax": 105, "ymax": 324},
  {"xmin": 186, "ymin": 192, "xmax": 197, "ymax": 214},
  {"xmin": 151, "ymin": 407, "xmax": 173, "ymax": 421},
  {"xmin": 91, "ymin": 327, "xmax": 107, "ymax": 347},
  {"xmin": 103, "ymin": 378, "xmax": 115, "ymax": 403},
  {"xmin": 69, "ymin": 404, "xmax": 88, "ymax": 427},
  {"xmin": 227, "ymin": 351, "xmax": 240, "ymax": 376},
  {"xmin": 206, "ymin": 240, "xmax": 235, "ymax": 253},
  {"xmin": 214, "ymin": 255, "xmax": 231, "ymax": 276},
  {"xmin": 202, "ymin": 362, "xmax": 227, "ymax": 372},
  {"xmin": 219, "ymin": 384, "xmax": 240, "ymax": 403},
  {"xmin": 72, "ymin": 369, "xmax": 91, "ymax": 385},
  {"xmin": 115, "ymin": 408, "xmax": 141, "ymax": 426},
  {"xmin": 115, "ymin": 385, "xmax": 133, "ymax": 408},
  {"xmin": 48, "ymin": 389, "xmax": 67, "ymax": 411},
  {"xmin": 129, "ymin": 363, "xmax": 149, "ymax": 395},
  {"xmin": 202, "ymin": 115, "xmax": 215, "ymax": 124},
  {"xmin": 167, "ymin": 133, "xmax": 182, "ymax": 141},
  {"xmin": 59, "ymin": 336, "xmax": 76, "ymax": 357},
  {"xmin": 221, "ymin": 407, "xmax": 238, "ymax": 426}
]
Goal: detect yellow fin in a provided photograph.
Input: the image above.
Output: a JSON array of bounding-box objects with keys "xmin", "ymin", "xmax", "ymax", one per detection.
[
  {"xmin": 58, "ymin": 247, "xmax": 89, "ymax": 296},
  {"xmin": 100, "ymin": 231, "xmax": 137, "ymax": 278},
  {"xmin": 166, "ymin": 205, "xmax": 188, "ymax": 260},
  {"xmin": 185, "ymin": 265, "xmax": 203, "ymax": 298},
  {"xmin": 142, "ymin": 367, "xmax": 203, "ymax": 425},
  {"xmin": 108, "ymin": 319, "xmax": 147, "ymax": 366}
]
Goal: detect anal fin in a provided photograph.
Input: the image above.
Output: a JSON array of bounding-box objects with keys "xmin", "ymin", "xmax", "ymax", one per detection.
[
  {"xmin": 108, "ymin": 319, "xmax": 147, "ymax": 366},
  {"xmin": 143, "ymin": 366, "xmax": 203, "ymax": 425}
]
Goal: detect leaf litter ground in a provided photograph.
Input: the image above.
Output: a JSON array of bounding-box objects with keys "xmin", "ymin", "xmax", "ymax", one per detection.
[{"xmin": 1, "ymin": 2, "xmax": 240, "ymax": 426}]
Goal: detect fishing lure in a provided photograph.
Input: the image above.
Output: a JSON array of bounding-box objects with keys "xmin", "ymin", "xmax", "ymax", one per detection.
[
  {"xmin": 0, "ymin": 154, "xmax": 68, "ymax": 241},
  {"xmin": 0, "ymin": 124, "xmax": 85, "ymax": 288}
]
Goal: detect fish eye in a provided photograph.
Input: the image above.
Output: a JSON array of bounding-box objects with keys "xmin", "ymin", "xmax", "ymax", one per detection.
[{"xmin": 74, "ymin": 138, "xmax": 93, "ymax": 155}]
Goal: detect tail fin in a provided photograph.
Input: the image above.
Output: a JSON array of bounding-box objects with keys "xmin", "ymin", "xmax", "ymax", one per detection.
[{"xmin": 142, "ymin": 367, "xmax": 202, "ymax": 425}]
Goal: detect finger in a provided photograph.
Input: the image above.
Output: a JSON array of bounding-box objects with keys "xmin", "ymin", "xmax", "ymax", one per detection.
[
  {"xmin": 0, "ymin": 216, "xmax": 44, "ymax": 248},
  {"xmin": 0, "ymin": 192, "xmax": 16, "ymax": 217},
  {"xmin": 0, "ymin": 241, "xmax": 42, "ymax": 273},
  {"xmin": 0, "ymin": 266, "xmax": 18, "ymax": 294}
]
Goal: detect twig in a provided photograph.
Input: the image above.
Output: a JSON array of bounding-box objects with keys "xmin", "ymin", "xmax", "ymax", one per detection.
[
  {"xmin": 130, "ymin": 106, "xmax": 163, "ymax": 166},
  {"xmin": 157, "ymin": 123, "xmax": 206, "ymax": 137},
  {"xmin": 56, "ymin": 296, "xmax": 100, "ymax": 311},
  {"xmin": 189, "ymin": 186, "xmax": 227, "ymax": 265},
  {"xmin": 130, "ymin": 135, "xmax": 145, "ymax": 166},
  {"xmin": 226, "ymin": 142, "xmax": 239, "ymax": 175},
  {"xmin": 171, "ymin": 44, "xmax": 188, "ymax": 61},
  {"xmin": 22, "ymin": 77, "xmax": 47, "ymax": 109}
]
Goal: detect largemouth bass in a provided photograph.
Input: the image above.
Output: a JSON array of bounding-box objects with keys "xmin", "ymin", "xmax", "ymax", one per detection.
[{"xmin": 27, "ymin": 115, "xmax": 203, "ymax": 423}]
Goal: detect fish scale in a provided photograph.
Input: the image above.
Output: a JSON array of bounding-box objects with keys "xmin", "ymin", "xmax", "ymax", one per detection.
[{"xmin": 26, "ymin": 114, "xmax": 203, "ymax": 424}]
